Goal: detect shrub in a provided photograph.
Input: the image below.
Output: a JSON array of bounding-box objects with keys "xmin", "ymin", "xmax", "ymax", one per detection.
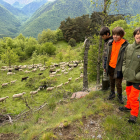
[
  {"xmin": 42, "ymin": 42, "xmax": 56, "ymax": 55},
  {"xmin": 68, "ymin": 38, "xmax": 76, "ymax": 47}
]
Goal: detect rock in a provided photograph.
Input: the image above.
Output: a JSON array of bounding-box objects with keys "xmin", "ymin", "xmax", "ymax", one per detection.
[
  {"xmin": 71, "ymin": 91, "xmax": 89, "ymax": 99},
  {"xmin": 97, "ymin": 134, "xmax": 102, "ymax": 139}
]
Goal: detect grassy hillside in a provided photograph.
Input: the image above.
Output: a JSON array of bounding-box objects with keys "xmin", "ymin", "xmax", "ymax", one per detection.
[
  {"xmin": 0, "ymin": 41, "xmax": 140, "ymax": 139},
  {"xmin": 19, "ymin": 0, "xmax": 93, "ymax": 38},
  {"xmin": 0, "ymin": 5, "xmax": 21, "ymax": 37}
]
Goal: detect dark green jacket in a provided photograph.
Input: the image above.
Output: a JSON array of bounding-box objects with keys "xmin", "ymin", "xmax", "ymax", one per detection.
[
  {"xmin": 104, "ymin": 39, "xmax": 128, "ymax": 78},
  {"xmin": 122, "ymin": 41, "xmax": 140, "ymax": 83}
]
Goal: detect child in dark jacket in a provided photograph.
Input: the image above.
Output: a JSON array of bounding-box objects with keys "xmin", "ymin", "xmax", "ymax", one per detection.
[
  {"xmin": 119, "ymin": 27, "xmax": 140, "ymax": 123},
  {"xmin": 104, "ymin": 27, "xmax": 128, "ymax": 104},
  {"xmin": 99, "ymin": 27, "xmax": 113, "ymax": 90}
]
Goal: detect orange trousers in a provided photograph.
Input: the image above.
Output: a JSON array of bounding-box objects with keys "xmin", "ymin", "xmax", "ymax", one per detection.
[{"xmin": 125, "ymin": 86, "xmax": 140, "ymax": 117}]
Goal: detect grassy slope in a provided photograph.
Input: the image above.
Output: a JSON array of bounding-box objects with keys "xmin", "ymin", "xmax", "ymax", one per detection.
[{"xmin": 0, "ymin": 42, "xmax": 140, "ymax": 140}]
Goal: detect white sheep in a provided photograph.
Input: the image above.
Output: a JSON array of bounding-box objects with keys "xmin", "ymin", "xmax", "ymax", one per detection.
[
  {"xmin": 46, "ymin": 87, "xmax": 55, "ymax": 91},
  {"xmin": 56, "ymin": 74, "xmax": 61, "ymax": 76},
  {"xmin": 0, "ymin": 96, "xmax": 9, "ymax": 103},
  {"xmin": 32, "ymin": 68, "xmax": 37, "ymax": 72},
  {"xmin": 80, "ymin": 74, "xmax": 83, "ymax": 78},
  {"xmin": 68, "ymin": 77, "xmax": 72, "ymax": 81},
  {"xmin": 64, "ymin": 81, "xmax": 69, "ymax": 85},
  {"xmin": 75, "ymin": 77, "xmax": 80, "ymax": 81},
  {"xmin": 10, "ymin": 79, "xmax": 17, "ymax": 84},
  {"xmin": 30, "ymin": 88, "xmax": 40, "ymax": 96},
  {"xmin": 12, "ymin": 92, "xmax": 26, "ymax": 100},
  {"xmin": 57, "ymin": 83, "xmax": 63, "ymax": 88},
  {"xmin": 7, "ymin": 72, "xmax": 15, "ymax": 75},
  {"xmin": 25, "ymin": 70, "xmax": 31, "ymax": 73},
  {"xmin": 2, "ymin": 83, "xmax": 9, "ymax": 87},
  {"xmin": 64, "ymin": 72, "xmax": 68, "ymax": 75}
]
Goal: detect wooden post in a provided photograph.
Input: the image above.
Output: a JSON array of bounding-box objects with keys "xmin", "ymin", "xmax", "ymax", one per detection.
[{"xmin": 83, "ymin": 38, "xmax": 90, "ymax": 91}]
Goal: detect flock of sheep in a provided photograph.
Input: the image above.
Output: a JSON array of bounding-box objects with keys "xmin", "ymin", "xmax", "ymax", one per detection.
[{"xmin": 0, "ymin": 60, "xmax": 84, "ymax": 103}]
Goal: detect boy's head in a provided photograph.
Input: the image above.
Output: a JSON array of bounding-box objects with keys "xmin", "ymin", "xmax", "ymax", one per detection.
[
  {"xmin": 133, "ymin": 27, "xmax": 140, "ymax": 44},
  {"xmin": 100, "ymin": 27, "xmax": 110, "ymax": 40},
  {"xmin": 112, "ymin": 27, "xmax": 125, "ymax": 42}
]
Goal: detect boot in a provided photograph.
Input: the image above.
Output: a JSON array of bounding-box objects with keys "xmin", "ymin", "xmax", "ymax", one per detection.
[
  {"xmin": 117, "ymin": 94, "xmax": 124, "ymax": 104},
  {"xmin": 107, "ymin": 91, "xmax": 115, "ymax": 100},
  {"xmin": 119, "ymin": 106, "xmax": 131, "ymax": 112},
  {"xmin": 128, "ymin": 115, "xmax": 137, "ymax": 123}
]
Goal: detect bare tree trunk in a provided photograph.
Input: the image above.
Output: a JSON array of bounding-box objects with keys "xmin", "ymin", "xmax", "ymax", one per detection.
[
  {"xmin": 83, "ymin": 38, "xmax": 90, "ymax": 91},
  {"xmin": 96, "ymin": 36, "xmax": 102, "ymax": 84}
]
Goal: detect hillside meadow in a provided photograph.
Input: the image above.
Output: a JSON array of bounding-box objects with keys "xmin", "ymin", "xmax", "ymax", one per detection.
[{"xmin": 0, "ymin": 41, "xmax": 140, "ymax": 140}]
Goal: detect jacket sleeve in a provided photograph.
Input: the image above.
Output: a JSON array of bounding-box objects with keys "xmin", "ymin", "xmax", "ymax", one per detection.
[{"xmin": 122, "ymin": 48, "xmax": 126, "ymax": 73}]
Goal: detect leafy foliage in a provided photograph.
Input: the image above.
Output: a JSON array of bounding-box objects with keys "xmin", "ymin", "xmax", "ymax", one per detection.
[{"xmin": 68, "ymin": 38, "xmax": 76, "ymax": 47}]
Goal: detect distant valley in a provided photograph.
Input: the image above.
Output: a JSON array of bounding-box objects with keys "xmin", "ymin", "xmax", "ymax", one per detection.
[{"xmin": 0, "ymin": 0, "xmax": 140, "ymax": 38}]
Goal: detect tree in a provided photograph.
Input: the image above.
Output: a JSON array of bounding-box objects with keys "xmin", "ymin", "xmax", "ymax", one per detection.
[
  {"xmin": 42, "ymin": 42, "xmax": 56, "ymax": 56},
  {"xmin": 38, "ymin": 29, "xmax": 57, "ymax": 44},
  {"xmin": 1, "ymin": 47, "xmax": 19, "ymax": 67}
]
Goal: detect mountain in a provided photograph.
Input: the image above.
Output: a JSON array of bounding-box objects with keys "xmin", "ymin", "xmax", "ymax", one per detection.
[
  {"xmin": 3, "ymin": 0, "xmax": 34, "ymax": 5},
  {"xmin": 21, "ymin": 0, "xmax": 48, "ymax": 16},
  {"xmin": 20, "ymin": 0, "xmax": 93, "ymax": 38},
  {"xmin": 0, "ymin": 5, "xmax": 20, "ymax": 37},
  {"xmin": 0, "ymin": 0, "xmax": 25, "ymax": 16}
]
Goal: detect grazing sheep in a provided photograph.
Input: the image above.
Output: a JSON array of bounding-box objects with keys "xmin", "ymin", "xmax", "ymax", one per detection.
[
  {"xmin": 80, "ymin": 74, "xmax": 83, "ymax": 78},
  {"xmin": 10, "ymin": 79, "xmax": 17, "ymax": 84},
  {"xmin": 57, "ymin": 83, "xmax": 63, "ymax": 88},
  {"xmin": 68, "ymin": 77, "xmax": 72, "ymax": 81},
  {"xmin": 50, "ymin": 74, "xmax": 55, "ymax": 77},
  {"xmin": 40, "ymin": 67, "xmax": 46, "ymax": 71},
  {"xmin": 0, "ymin": 96, "xmax": 9, "ymax": 103},
  {"xmin": 2, "ymin": 83, "xmax": 9, "ymax": 87},
  {"xmin": 64, "ymin": 72, "xmax": 68, "ymax": 75},
  {"xmin": 32, "ymin": 68, "xmax": 37, "ymax": 72},
  {"xmin": 64, "ymin": 81, "xmax": 69, "ymax": 85},
  {"xmin": 19, "ymin": 69, "xmax": 23, "ymax": 71},
  {"xmin": 30, "ymin": 88, "xmax": 40, "ymax": 96},
  {"xmin": 12, "ymin": 92, "xmax": 26, "ymax": 100},
  {"xmin": 21, "ymin": 77, "xmax": 29, "ymax": 81},
  {"xmin": 24, "ymin": 70, "xmax": 31, "ymax": 73},
  {"xmin": 47, "ymin": 87, "xmax": 55, "ymax": 91},
  {"xmin": 15, "ymin": 67, "xmax": 20, "ymax": 71},
  {"xmin": 7, "ymin": 72, "xmax": 15, "ymax": 75},
  {"xmin": 75, "ymin": 77, "xmax": 80, "ymax": 81},
  {"xmin": 38, "ymin": 73, "xmax": 43, "ymax": 75},
  {"xmin": 56, "ymin": 74, "xmax": 61, "ymax": 76},
  {"xmin": 61, "ymin": 70, "xmax": 66, "ymax": 73},
  {"xmin": 1, "ymin": 69, "xmax": 7, "ymax": 71}
]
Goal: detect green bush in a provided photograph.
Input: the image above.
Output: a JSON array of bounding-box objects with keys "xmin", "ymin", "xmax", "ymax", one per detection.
[
  {"xmin": 42, "ymin": 42, "xmax": 56, "ymax": 55},
  {"xmin": 68, "ymin": 38, "xmax": 76, "ymax": 47}
]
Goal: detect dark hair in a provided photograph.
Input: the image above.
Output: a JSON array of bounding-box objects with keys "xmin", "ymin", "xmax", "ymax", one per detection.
[
  {"xmin": 99, "ymin": 27, "xmax": 110, "ymax": 36},
  {"xmin": 112, "ymin": 27, "xmax": 125, "ymax": 38},
  {"xmin": 133, "ymin": 27, "xmax": 140, "ymax": 37}
]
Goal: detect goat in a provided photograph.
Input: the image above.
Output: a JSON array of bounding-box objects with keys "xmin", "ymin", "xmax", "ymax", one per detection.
[
  {"xmin": 0, "ymin": 96, "xmax": 9, "ymax": 103},
  {"xmin": 21, "ymin": 77, "xmax": 29, "ymax": 81},
  {"xmin": 38, "ymin": 73, "xmax": 43, "ymax": 75}
]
